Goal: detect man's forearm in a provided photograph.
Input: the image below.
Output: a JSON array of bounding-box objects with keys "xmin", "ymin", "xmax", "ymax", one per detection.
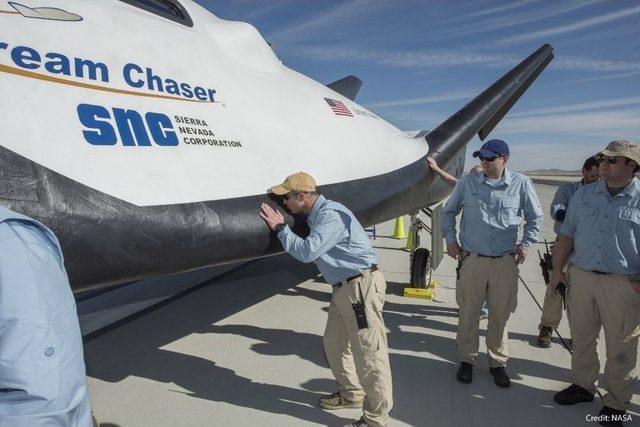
[
  {"xmin": 434, "ymin": 169, "xmax": 458, "ymax": 187},
  {"xmin": 552, "ymin": 234, "xmax": 573, "ymax": 272}
]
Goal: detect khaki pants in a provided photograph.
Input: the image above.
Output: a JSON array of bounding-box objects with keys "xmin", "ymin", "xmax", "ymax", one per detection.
[
  {"xmin": 456, "ymin": 253, "xmax": 519, "ymax": 367},
  {"xmin": 538, "ymin": 271, "xmax": 563, "ymax": 330},
  {"xmin": 539, "ymin": 242, "xmax": 565, "ymax": 330},
  {"xmin": 566, "ymin": 265, "xmax": 640, "ymax": 410},
  {"xmin": 323, "ymin": 269, "xmax": 393, "ymax": 427}
]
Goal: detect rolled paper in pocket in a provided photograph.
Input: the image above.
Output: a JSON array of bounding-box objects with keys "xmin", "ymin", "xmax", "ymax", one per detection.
[{"xmin": 621, "ymin": 304, "xmax": 640, "ymax": 343}]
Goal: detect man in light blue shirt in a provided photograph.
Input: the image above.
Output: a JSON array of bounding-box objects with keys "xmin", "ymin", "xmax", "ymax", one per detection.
[
  {"xmin": 441, "ymin": 139, "xmax": 543, "ymax": 388},
  {"xmin": 550, "ymin": 157, "xmax": 600, "ymax": 235},
  {"xmin": 551, "ymin": 140, "xmax": 640, "ymax": 423},
  {"xmin": 260, "ymin": 172, "xmax": 392, "ymax": 427},
  {"xmin": 537, "ymin": 156, "xmax": 599, "ymax": 348},
  {"xmin": 0, "ymin": 206, "xmax": 93, "ymax": 427}
]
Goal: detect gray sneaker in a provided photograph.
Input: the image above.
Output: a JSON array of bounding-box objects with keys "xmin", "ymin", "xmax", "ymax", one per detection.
[
  {"xmin": 344, "ymin": 417, "xmax": 369, "ymax": 426},
  {"xmin": 538, "ymin": 326, "xmax": 553, "ymax": 348},
  {"xmin": 319, "ymin": 391, "xmax": 363, "ymax": 410}
]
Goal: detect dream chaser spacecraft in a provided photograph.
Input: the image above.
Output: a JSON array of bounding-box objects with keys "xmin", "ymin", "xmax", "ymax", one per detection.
[{"xmin": 0, "ymin": 0, "xmax": 554, "ymax": 292}]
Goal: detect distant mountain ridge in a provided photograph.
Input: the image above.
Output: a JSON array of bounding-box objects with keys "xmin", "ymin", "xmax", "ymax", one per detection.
[{"xmin": 520, "ymin": 168, "xmax": 581, "ymax": 176}]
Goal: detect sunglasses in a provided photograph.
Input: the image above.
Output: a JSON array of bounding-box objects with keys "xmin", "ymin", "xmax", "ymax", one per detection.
[
  {"xmin": 479, "ymin": 155, "xmax": 501, "ymax": 162},
  {"xmin": 598, "ymin": 155, "xmax": 623, "ymax": 164},
  {"xmin": 283, "ymin": 192, "xmax": 299, "ymax": 200}
]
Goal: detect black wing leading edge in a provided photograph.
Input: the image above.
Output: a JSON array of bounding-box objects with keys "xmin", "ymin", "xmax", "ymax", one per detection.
[{"xmin": 427, "ymin": 43, "xmax": 554, "ymax": 168}]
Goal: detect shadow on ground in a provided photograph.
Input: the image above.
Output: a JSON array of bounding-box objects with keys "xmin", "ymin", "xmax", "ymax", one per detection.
[{"xmin": 86, "ymin": 256, "xmax": 639, "ymax": 426}]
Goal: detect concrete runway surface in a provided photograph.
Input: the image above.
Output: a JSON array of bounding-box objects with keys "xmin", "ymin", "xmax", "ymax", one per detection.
[{"xmin": 84, "ymin": 182, "xmax": 639, "ymax": 426}]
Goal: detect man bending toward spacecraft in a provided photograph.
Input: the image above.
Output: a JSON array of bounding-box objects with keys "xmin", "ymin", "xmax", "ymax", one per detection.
[{"xmin": 260, "ymin": 172, "xmax": 392, "ymax": 427}]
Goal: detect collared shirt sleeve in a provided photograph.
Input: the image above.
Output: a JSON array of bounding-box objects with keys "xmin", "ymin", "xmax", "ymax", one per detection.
[
  {"xmin": 559, "ymin": 189, "xmax": 580, "ymax": 238},
  {"xmin": 520, "ymin": 177, "xmax": 543, "ymax": 249},
  {"xmin": 0, "ymin": 231, "xmax": 49, "ymax": 416},
  {"xmin": 0, "ymin": 223, "xmax": 58, "ymax": 372},
  {"xmin": 441, "ymin": 178, "xmax": 465, "ymax": 245},
  {"xmin": 550, "ymin": 182, "xmax": 573, "ymax": 220},
  {"xmin": 278, "ymin": 210, "xmax": 348, "ymax": 263},
  {"xmin": 0, "ymin": 220, "xmax": 92, "ymax": 425}
]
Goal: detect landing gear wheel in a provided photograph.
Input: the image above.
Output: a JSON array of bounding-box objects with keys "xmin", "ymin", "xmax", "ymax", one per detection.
[{"xmin": 410, "ymin": 248, "xmax": 430, "ymax": 288}]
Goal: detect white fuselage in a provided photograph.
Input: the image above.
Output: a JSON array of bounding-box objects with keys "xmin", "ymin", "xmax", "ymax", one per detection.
[{"xmin": 0, "ymin": 0, "xmax": 427, "ymax": 206}]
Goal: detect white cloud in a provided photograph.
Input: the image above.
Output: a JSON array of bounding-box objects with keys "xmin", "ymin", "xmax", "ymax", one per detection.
[
  {"xmin": 242, "ymin": 1, "xmax": 295, "ymax": 22},
  {"xmin": 511, "ymin": 96, "xmax": 640, "ymax": 117},
  {"xmin": 377, "ymin": 109, "xmax": 445, "ymax": 131},
  {"xmin": 496, "ymin": 109, "xmax": 640, "ymax": 136},
  {"xmin": 288, "ymin": 45, "xmax": 519, "ymax": 69},
  {"xmin": 489, "ymin": 4, "xmax": 640, "ymax": 47},
  {"xmin": 453, "ymin": 0, "xmax": 542, "ymax": 20},
  {"xmin": 440, "ymin": 0, "xmax": 604, "ymax": 39},
  {"xmin": 288, "ymin": 44, "xmax": 640, "ymax": 74},
  {"xmin": 267, "ymin": 0, "xmax": 388, "ymax": 44},
  {"xmin": 571, "ymin": 70, "xmax": 640, "ymax": 83},
  {"xmin": 366, "ymin": 90, "xmax": 478, "ymax": 109},
  {"xmin": 553, "ymin": 57, "xmax": 640, "ymax": 73}
]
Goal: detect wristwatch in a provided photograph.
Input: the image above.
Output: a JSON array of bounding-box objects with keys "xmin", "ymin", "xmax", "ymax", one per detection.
[{"xmin": 275, "ymin": 223, "xmax": 286, "ymax": 233}]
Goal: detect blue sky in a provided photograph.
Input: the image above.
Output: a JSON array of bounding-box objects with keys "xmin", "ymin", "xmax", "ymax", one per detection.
[{"xmin": 195, "ymin": 0, "xmax": 639, "ymax": 171}]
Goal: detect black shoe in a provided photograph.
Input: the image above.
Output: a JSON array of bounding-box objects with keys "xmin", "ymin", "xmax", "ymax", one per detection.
[
  {"xmin": 489, "ymin": 367, "xmax": 511, "ymax": 388},
  {"xmin": 457, "ymin": 362, "xmax": 473, "ymax": 384},
  {"xmin": 553, "ymin": 384, "xmax": 594, "ymax": 405},
  {"xmin": 598, "ymin": 406, "xmax": 627, "ymax": 426}
]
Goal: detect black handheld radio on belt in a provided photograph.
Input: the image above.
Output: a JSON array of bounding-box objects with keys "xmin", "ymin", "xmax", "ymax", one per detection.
[
  {"xmin": 456, "ymin": 252, "xmax": 470, "ymax": 280},
  {"xmin": 352, "ymin": 282, "xmax": 369, "ymax": 329},
  {"xmin": 538, "ymin": 239, "xmax": 554, "ymax": 285},
  {"xmin": 538, "ymin": 239, "xmax": 567, "ymax": 309},
  {"xmin": 556, "ymin": 282, "xmax": 567, "ymax": 309}
]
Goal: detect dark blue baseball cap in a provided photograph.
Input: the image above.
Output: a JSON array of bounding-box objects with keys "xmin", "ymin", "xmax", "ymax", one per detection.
[{"xmin": 472, "ymin": 139, "xmax": 509, "ymax": 159}]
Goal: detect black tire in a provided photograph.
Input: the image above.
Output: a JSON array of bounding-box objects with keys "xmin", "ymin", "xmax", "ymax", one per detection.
[{"xmin": 410, "ymin": 248, "xmax": 430, "ymax": 288}]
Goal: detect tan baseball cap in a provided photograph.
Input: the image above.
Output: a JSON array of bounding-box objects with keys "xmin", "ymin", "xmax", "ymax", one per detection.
[
  {"xmin": 270, "ymin": 172, "xmax": 317, "ymax": 195},
  {"xmin": 599, "ymin": 140, "xmax": 640, "ymax": 164}
]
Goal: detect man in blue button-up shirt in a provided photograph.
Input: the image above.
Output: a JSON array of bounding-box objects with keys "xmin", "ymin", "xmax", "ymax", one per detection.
[
  {"xmin": 537, "ymin": 156, "xmax": 599, "ymax": 349},
  {"xmin": 442, "ymin": 139, "xmax": 543, "ymax": 388},
  {"xmin": 260, "ymin": 172, "xmax": 392, "ymax": 427},
  {"xmin": 0, "ymin": 206, "xmax": 93, "ymax": 427},
  {"xmin": 551, "ymin": 140, "xmax": 640, "ymax": 421}
]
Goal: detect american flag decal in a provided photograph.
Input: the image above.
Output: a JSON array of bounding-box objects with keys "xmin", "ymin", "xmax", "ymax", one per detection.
[{"xmin": 324, "ymin": 98, "xmax": 353, "ymax": 117}]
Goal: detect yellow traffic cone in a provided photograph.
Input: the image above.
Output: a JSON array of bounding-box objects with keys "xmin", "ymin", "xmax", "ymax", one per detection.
[
  {"xmin": 404, "ymin": 225, "xmax": 414, "ymax": 250},
  {"xmin": 393, "ymin": 217, "xmax": 406, "ymax": 239}
]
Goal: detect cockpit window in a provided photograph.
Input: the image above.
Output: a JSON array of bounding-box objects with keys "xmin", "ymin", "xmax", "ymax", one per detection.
[{"xmin": 119, "ymin": 0, "xmax": 193, "ymax": 27}]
